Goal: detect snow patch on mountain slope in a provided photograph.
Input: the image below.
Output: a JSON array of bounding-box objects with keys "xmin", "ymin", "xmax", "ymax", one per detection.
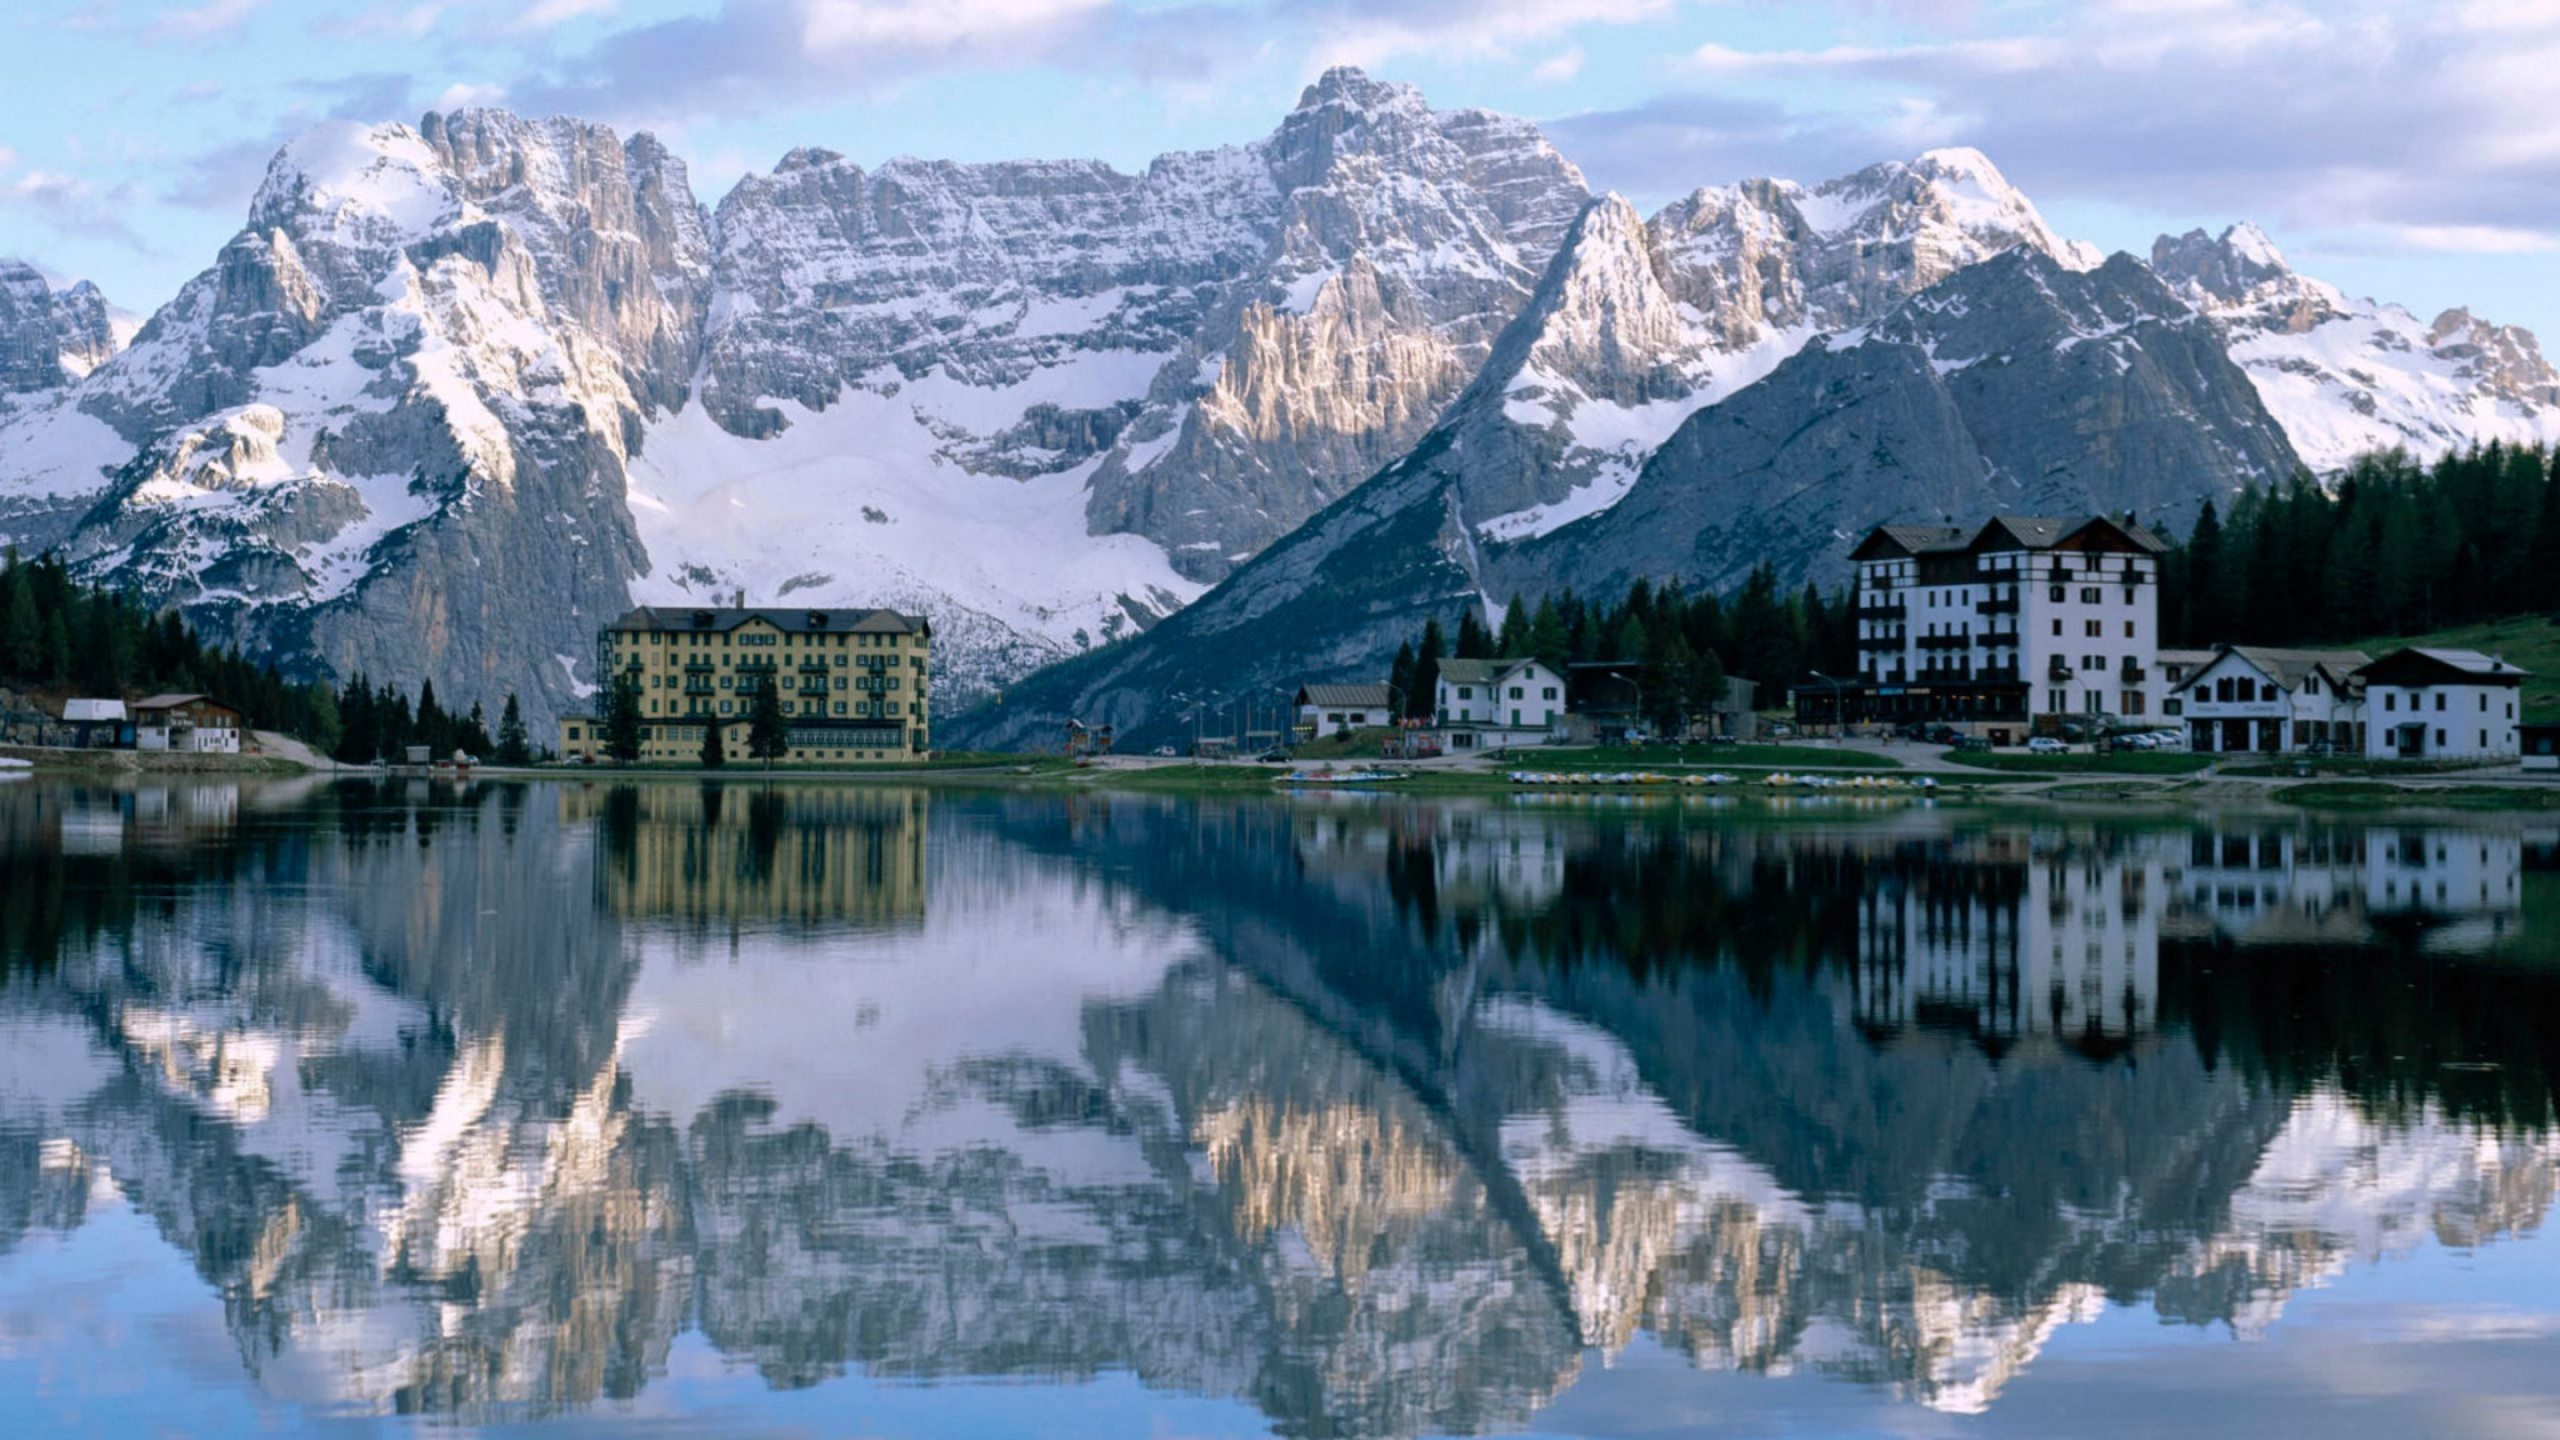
[
  {"xmin": 628, "ymin": 377, "xmax": 1204, "ymax": 690},
  {"xmin": 2155, "ymin": 224, "xmax": 2560, "ymax": 472}
]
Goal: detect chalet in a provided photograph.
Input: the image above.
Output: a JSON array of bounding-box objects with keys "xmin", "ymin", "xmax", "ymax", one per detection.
[
  {"xmin": 2180, "ymin": 647, "xmax": 2370, "ymax": 754},
  {"xmin": 1839, "ymin": 514, "xmax": 2168, "ymax": 729},
  {"xmin": 1294, "ymin": 683, "xmax": 1393, "ymax": 736},
  {"xmin": 131, "ymin": 694, "xmax": 243, "ymax": 754},
  {"xmin": 2356, "ymin": 649, "xmax": 2526, "ymax": 761},
  {"xmin": 1433, "ymin": 658, "xmax": 1564, "ymax": 749}
]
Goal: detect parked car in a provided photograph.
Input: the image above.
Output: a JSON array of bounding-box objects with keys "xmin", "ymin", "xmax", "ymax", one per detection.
[
  {"xmin": 1151, "ymin": 745, "xmax": 1177, "ymax": 757},
  {"xmin": 1953, "ymin": 734, "xmax": 1994, "ymax": 753},
  {"xmin": 2108, "ymin": 731, "xmax": 2157, "ymax": 752},
  {"xmin": 2026, "ymin": 736, "xmax": 2068, "ymax": 754},
  {"xmin": 2149, "ymin": 729, "xmax": 2189, "ymax": 750},
  {"xmin": 1254, "ymin": 749, "xmax": 1293, "ymax": 763}
]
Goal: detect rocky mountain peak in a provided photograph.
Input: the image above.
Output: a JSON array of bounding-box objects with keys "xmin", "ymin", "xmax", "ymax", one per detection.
[
  {"xmin": 2149, "ymin": 222, "xmax": 2293, "ymax": 303},
  {"xmin": 1293, "ymin": 65, "xmax": 1423, "ymax": 117},
  {"xmin": 0, "ymin": 261, "xmax": 119, "ymax": 392}
]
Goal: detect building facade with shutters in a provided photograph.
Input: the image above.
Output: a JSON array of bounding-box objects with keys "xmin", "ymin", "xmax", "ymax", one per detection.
[
  {"xmin": 1433, "ymin": 658, "xmax": 1565, "ymax": 748},
  {"xmin": 558, "ymin": 606, "xmax": 932, "ymax": 764},
  {"xmin": 2178, "ymin": 647, "xmax": 2371, "ymax": 754},
  {"xmin": 1835, "ymin": 515, "xmax": 2169, "ymax": 731},
  {"xmin": 2356, "ymin": 648, "xmax": 2525, "ymax": 761}
]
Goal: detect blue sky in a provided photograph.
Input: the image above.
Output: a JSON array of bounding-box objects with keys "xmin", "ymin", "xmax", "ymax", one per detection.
[{"xmin": 7, "ymin": 0, "xmax": 2560, "ymax": 341}]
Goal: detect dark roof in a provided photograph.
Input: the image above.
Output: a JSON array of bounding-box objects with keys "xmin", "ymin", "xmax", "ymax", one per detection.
[
  {"xmin": 1854, "ymin": 515, "xmax": 2168, "ymax": 561},
  {"xmin": 1435, "ymin": 659, "xmax": 1504, "ymax": 685},
  {"xmin": 1297, "ymin": 683, "xmax": 1393, "ymax": 708},
  {"xmin": 132, "ymin": 693, "xmax": 235, "ymax": 712},
  {"xmin": 2356, "ymin": 647, "xmax": 2529, "ymax": 687},
  {"xmin": 608, "ymin": 605, "xmax": 928, "ymax": 637}
]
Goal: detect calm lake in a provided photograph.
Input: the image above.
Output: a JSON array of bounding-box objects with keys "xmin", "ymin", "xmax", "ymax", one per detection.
[{"xmin": 2, "ymin": 776, "xmax": 2557, "ymax": 1438}]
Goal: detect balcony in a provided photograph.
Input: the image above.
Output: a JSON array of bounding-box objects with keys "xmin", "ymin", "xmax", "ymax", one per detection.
[
  {"xmin": 2048, "ymin": 657, "xmax": 2075, "ymax": 682},
  {"xmin": 1977, "ymin": 665, "xmax": 2022, "ymax": 684},
  {"xmin": 1855, "ymin": 602, "xmax": 1906, "ymax": 622},
  {"xmin": 684, "ymin": 659, "xmax": 714, "ymax": 673},
  {"xmin": 1857, "ymin": 634, "xmax": 1905, "ymax": 652},
  {"xmin": 2121, "ymin": 661, "xmax": 2149, "ymax": 682},
  {"xmin": 1917, "ymin": 632, "xmax": 1974, "ymax": 650},
  {"xmin": 1975, "ymin": 595, "xmax": 2018, "ymax": 616},
  {"xmin": 1979, "ymin": 628, "xmax": 2020, "ymax": 646}
]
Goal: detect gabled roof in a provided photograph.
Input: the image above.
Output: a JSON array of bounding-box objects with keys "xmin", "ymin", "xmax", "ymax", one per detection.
[
  {"xmin": 132, "ymin": 693, "xmax": 230, "ymax": 712},
  {"xmin": 1851, "ymin": 524, "xmax": 1967, "ymax": 560},
  {"xmin": 608, "ymin": 605, "xmax": 929, "ymax": 637},
  {"xmin": 2357, "ymin": 647, "xmax": 2529, "ymax": 687},
  {"xmin": 1296, "ymin": 683, "xmax": 1393, "ymax": 708},
  {"xmin": 1854, "ymin": 514, "xmax": 2167, "ymax": 562},
  {"xmin": 2203, "ymin": 646, "xmax": 2374, "ymax": 693},
  {"xmin": 1437, "ymin": 657, "xmax": 1553, "ymax": 687}
]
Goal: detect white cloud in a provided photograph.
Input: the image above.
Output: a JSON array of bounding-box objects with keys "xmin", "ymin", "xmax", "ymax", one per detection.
[
  {"xmin": 144, "ymin": 0, "xmax": 265, "ymax": 41},
  {"xmin": 518, "ymin": 0, "xmax": 620, "ymax": 27},
  {"xmin": 1304, "ymin": 0, "xmax": 1672, "ymax": 68},
  {"xmin": 1576, "ymin": 0, "xmax": 2560, "ymax": 261},
  {"xmin": 2391, "ymin": 224, "xmax": 2560, "ymax": 255},
  {"xmin": 1532, "ymin": 45, "xmax": 1585, "ymax": 83}
]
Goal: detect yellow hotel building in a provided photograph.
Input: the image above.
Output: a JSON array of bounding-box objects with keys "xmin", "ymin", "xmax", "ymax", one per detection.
[{"xmin": 558, "ymin": 605, "xmax": 932, "ymax": 765}]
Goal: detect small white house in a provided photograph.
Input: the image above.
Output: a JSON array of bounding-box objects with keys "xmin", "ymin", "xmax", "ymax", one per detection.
[
  {"xmin": 2181, "ymin": 647, "xmax": 2369, "ymax": 754},
  {"xmin": 1434, "ymin": 657, "xmax": 1565, "ymax": 749},
  {"xmin": 2356, "ymin": 649, "xmax": 2525, "ymax": 761},
  {"xmin": 1294, "ymin": 683, "xmax": 1395, "ymax": 736}
]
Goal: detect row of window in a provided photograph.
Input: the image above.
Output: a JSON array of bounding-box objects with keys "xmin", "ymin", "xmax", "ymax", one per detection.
[
  {"xmin": 2378, "ymin": 690, "xmax": 2514, "ymax": 717},
  {"xmin": 652, "ymin": 698, "xmax": 903, "ymax": 717},
  {"xmin": 1451, "ymin": 685, "xmax": 1560, "ymax": 701},
  {"xmin": 639, "ymin": 630, "xmax": 915, "ymax": 649},
  {"xmin": 651, "ymin": 672, "xmax": 907, "ymax": 692}
]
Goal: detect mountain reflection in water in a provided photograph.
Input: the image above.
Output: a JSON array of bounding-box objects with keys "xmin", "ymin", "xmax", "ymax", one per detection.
[{"xmin": 0, "ymin": 780, "xmax": 2555, "ymax": 1435}]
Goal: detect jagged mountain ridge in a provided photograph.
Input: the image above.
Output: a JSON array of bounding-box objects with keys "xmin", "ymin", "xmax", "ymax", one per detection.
[
  {"xmin": 958, "ymin": 243, "xmax": 2300, "ymax": 750},
  {"xmin": 2151, "ymin": 222, "xmax": 2560, "ymax": 470},
  {"xmin": 0, "ymin": 70, "xmax": 2548, "ymax": 730}
]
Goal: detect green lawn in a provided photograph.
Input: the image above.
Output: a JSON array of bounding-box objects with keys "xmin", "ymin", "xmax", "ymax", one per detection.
[
  {"xmin": 1938, "ymin": 749, "xmax": 2215, "ymax": 775},
  {"xmin": 1531, "ymin": 743, "xmax": 1901, "ymax": 771}
]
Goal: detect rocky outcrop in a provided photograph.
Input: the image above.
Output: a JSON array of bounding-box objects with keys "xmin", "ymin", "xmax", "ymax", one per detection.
[{"xmin": 0, "ymin": 261, "xmax": 117, "ymax": 392}]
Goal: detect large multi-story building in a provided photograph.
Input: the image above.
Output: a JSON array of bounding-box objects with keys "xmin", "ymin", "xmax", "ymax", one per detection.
[
  {"xmin": 558, "ymin": 606, "xmax": 932, "ymax": 765},
  {"xmin": 1835, "ymin": 515, "xmax": 2167, "ymax": 731}
]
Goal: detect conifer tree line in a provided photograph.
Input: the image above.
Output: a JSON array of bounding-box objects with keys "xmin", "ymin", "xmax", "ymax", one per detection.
[
  {"xmin": 3, "ymin": 546, "xmax": 535, "ymax": 763},
  {"xmin": 1389, "ymin": 566, "xmax": 1858, "ymax": 735},
  {"xmin": 1, "ymin": 548, "xmax": 338, "ymax": 740},
  {"xmin": 2161, "ymin": 443, "xmax": 2560, "ymax": 646}
]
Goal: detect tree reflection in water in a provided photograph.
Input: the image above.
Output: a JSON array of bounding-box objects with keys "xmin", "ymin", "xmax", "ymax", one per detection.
[{"xmin": 0, "ymin": 781, "xmax": 2554, "ymax": 1432}]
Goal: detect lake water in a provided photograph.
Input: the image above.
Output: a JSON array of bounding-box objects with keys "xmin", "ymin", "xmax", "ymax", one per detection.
[{"xmin": 2, "ymin": 777, "xmax": 2557, "ymax": 1438}]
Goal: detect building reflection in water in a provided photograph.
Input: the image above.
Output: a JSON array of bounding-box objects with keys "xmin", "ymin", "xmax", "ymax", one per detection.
[{"xmin": 0, "ymin": 784, "xmax": 2554, "ymax": 1434}]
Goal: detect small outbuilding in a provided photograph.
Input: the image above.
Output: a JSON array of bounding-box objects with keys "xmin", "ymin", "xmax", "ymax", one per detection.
[{"xmin": 58, "ymin": 698, "xmax": 129, "ymax": 748}]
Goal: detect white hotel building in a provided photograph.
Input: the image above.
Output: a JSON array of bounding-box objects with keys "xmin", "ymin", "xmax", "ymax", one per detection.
[{"xmin": 1836, "ymin": 516, "xmax": 2168, "ymax": 732}]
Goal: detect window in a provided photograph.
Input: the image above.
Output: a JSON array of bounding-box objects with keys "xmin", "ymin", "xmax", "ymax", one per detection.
[
  {"xmin": 1458, "ymin": 686, "xmax": 1472, "ymax": 699},
  {"xmin": 2082, "ymin": 587, "xmax": 2101, "ymax": 604},
  {"xmin": 2124, "ymin": 587, "xmax": 2135, "ymax": 604},
  {"xmin": 2052, "ymin": 619, "xmax": 2063, "ymax": 637},
  {"xmin": 2123, "ymin": 621, "xmax": 2135, "ymax": 638},
  {"xmin": 2386, "ymin": 693, "xmax": 2397, "ymax": 711},
  {"xmin": 1543, "ymin": 687, "xmax": 1558, "ymax": 700},
  {"xmin": 2480, "ymin": 694, "xmax": 2489, "ymax": 712},
  {"xmin": 2050, "ymin": 585, "xmax": 2064, "ymax": 602},
  {"xmin": 2085, "ymin": 619, "xmax": 2101, "ymax": 637},
  {"xmin": 2436, "ymin": 693, "xmax": 2447, "ymax": 711},
  {"xmin": 1509, "ymin": 686, "xmax": 1524, "ymax": 700}
]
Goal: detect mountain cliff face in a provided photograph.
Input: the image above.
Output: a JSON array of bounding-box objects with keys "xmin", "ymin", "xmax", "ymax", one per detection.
[{"xmin": 0, "ymin": 73, "xmax": 2548, "ymax": 730}]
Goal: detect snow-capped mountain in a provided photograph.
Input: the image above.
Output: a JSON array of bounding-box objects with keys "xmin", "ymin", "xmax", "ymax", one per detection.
[
  {"xmin": 0, "ymin": 71, "xmax": 2552, "ymax": 728},
  {"xmin": 2153, "ymin": 223, "xmax": 2560, "ymax": 470}
]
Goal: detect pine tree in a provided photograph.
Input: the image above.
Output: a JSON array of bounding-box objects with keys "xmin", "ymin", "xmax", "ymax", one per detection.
[
  {"xmin": 1495, "ymin": 594, "xmax": 1530, "ymax": 657},
  {"xmin": 1454, "ymin": 609, "xmax": 1493, "ymax": 660},
  {"xmin": 605, "ymin": 673, "xmax": 644, "ymax": 764},
  {"xmin": 1409, "ymin": 619, "xmax": 1445, "ymax": 723},
  {"xmin": 700, "ymin": 717, "xmax": 726, "ymax": 768},
  {"xmin": 495, "ymin": 693, "xmax": 531, "ymax": 765},
  {"xmin": 40, "ymin": 611, "xmax": 69, "ymax": 685},
  {"xmin": 1387, "ymin": 642, "xmax": 1416, "ymax": 725},
  {"xmin": 746, "ymin": 677, "xmax": 787, "ymax": 763},
  {"xmin": 0, "ymin": 565, "xmax": 36, "ymax": 679}
]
